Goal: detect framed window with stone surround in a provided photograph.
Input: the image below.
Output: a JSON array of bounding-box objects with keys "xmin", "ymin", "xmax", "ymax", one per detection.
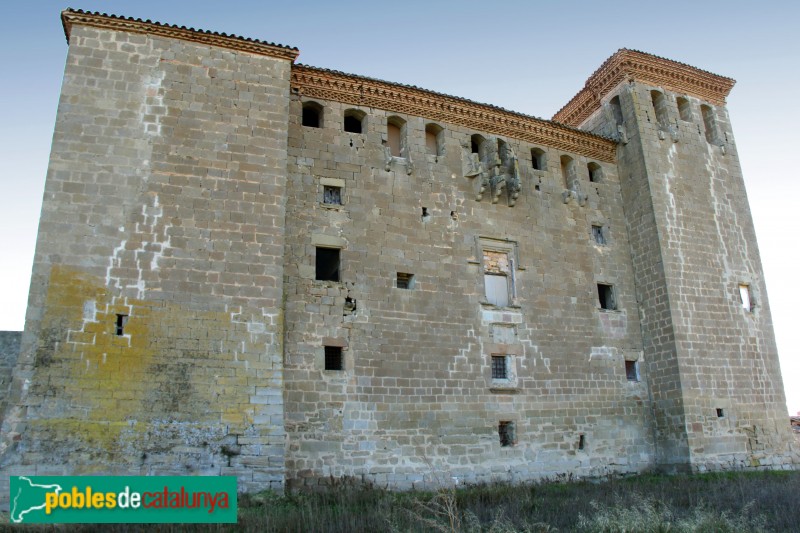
[
  {"xmin": 472, "ymin": 237, "xmax": 522, "ymax": 308},
  {"xmin": 320, "ymin": 177, "xmax": 345, "ymax": 207}
]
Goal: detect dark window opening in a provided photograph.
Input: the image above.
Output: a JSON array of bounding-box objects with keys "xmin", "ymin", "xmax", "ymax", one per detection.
[
  {"xmin": 471, "ymin": 134, "xmax": 485, "ymax": 155},
  {"xmin": 316, "ymin": 247, "xmax": 340, "ymax": 282},
  {"xmin": 343, "ymin": 109, "xmax": 365, "ymax": 134},
  {"xmin": 491, "ymin": 356, "xmax": 508, "ymax": 379},
  {"xmin": 115, "ymin": 314, "xmax": 128, "ymax": 336},
  {"xmin": 324, "ymin": 346, "xmax": 343, "ymax": 371},
  {"xmin": 625, "ymin": 360, "xmax": 639, "ymax": 381},
  {"xmin": 592, "ymin": 225, "xmax": 606, "ymax": 245},
  {"xmin": 598, "ymin": 283, "xmax": 616, "ymax": 310},
  {"xmin": 499, "ymin": 421, "xmax": 514, "ymax": 447},
  {"xmin": 323, "ymin": 186, "xmax": 342, "ymax": 205},
  {"xmin": 531, "ymin": 148, "xmax": 546, "ymax": 171},
  {"xmin": 344, "ymin": 115, "xmax": 361, "ymax": 133},
  {"xmin": 716, "ymin": 408, "xmax": 725, "ymax": 418},
  {"xmin": 302, "ymin": 102, "xmax": 322, "ymax": 128},
  {"xmin": 578, "ymin": 434, "xmax": 585, "ymax": 450},
  {"xmin": 397, "ymin": 272, "xmax": 415, "ymax": 290},
  {"xmin": 588, "ymin": 162, "xmax": 602, "ymax": 183}
]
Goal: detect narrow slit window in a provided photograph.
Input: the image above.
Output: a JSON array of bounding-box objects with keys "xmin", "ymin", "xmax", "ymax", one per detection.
[
  {"xmin": 315, "ymin": 247, "xmax": 340, "ymax": 282},
  {"xmin": 609, "ymin": 95, "xmax": 623, "ymax": 126},
  {"xmin": 560, "ymin": 155, "xmax": 574, "ymax": 189},
  {"xmin": 115, "ymin": 314, "xmax": 128, "ymax": 336},
  {"xmin": 592, "ymin": 225, "xmax": 606, "ymax": 245},
  {"xmin": 491, "ymin": 356, "xmax": 508, "ymax": 380},
  {"xmin": 739, "ymin": 284, "xmax": 752, "ymax": 311},
  {"xmin": 578, "ymin": 434, "xmax": 585, "ymax": 450},
  {"xmin": 598, "ymin": 283, "xmax": 616, "ymax": 310},
  {"xmin": 425, "ymin": 123, "xmax": 444, "ymax": 156},
  {"xmin": 701, "ymin": 104, "xmax": 717, "ymax": 143},
  {"xmin": 651, "ymin": 90, "xmax": 668, "ymax": 126},
  {"xmin": 677, "ymin": 97, "xmax": 692, "ymax": 121},
  {"xmin": 324, "ymin": 346, "xmax": 343, "ymax": 371},
  {"xmin": 716, "ymin": 408, "xmax": 725, "ymax": 418},
  {"xmin": 396, "ymin": 272, "xmax": 415, "ymax": 290},
  {"xmin": 498, "ymin": 421, "xmax": 514, "ymax": 447},
  {"xmin": 323, "ymin": 185, "xmax": 342, "ymax": 205},
  {"xmin": 625, "ymin": 360, "xmax": 639, "ymax": 381},
  {"xmin": 387, "ymin": 116, "xmax": 406, "ymax": 158}
]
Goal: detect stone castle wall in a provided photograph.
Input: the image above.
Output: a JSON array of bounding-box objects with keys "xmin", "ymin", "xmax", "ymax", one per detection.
[
  {"xmin": 0, "ymin": 331, "xmax": 22, "ymax": 427},
  {"xmin": 1, "ymin": 11, "xmax": 796, "ymax": 506},
  {"xmin": 0, "ymin": 22, "xmax": 291, "ymax": 504}
]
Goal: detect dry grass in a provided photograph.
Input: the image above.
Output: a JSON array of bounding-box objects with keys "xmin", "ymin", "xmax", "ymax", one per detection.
[{"xmin": 4, "ymin": 470, "xmax": 798, "ymax": 531}]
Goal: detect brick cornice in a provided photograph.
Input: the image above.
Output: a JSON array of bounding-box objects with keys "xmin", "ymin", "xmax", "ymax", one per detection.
[
  {"xmin": 292, "ymin": 65, "xmax": 617, "ymax": 163},
  {"xmin": 554, "ymin": 49, "xmax": 735, "ymax": 127},
  {"xmin": 61, "ymin": 9, "xmax": 299, "ymax": 62}
]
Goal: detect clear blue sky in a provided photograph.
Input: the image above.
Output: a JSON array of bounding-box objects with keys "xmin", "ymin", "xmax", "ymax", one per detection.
[{"xmin": 1, "ymin": 1, "xmax": 798, "ymax": 413}]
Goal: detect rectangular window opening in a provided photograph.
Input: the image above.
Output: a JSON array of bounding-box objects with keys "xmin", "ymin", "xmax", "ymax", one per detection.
[
  {"xmin": 598, "ymin": 283, "xmax": 616, "ymax": 310},
  {"xmin": 324, "ymin": 346, "xmax": 343, "ymax": 371},
  {"xmin": 316, "ymin": 247, "xmax": 340, "ymax": 282},
  {"xmin": 498, "ymin": 421, "xmax": 514, "ymax": 447},
  {"xmin": 739, "ymin": 284, "xmax": 752, "ymax": 311},
  {"xmin": 491, "ymin": 356, "xmax": 508, "ymax": 380},
  {"xmin": 578, "ymin": 434, "xmax": 585, "ymax": 450},
  {"xmin": 592, "ymin": 225, "xmax": 606, "ymax": 245},
  {"xmin": 716, "ymin": 408, "xmax": 725, "ymax": 418},
  {"xmin": 625, "ymin": 360, "xmax": 639, "ymax": 381},
  {"xmin": 115, "ymin": 314, "xmax": 128, "ymax": 336},
  {"xmin": 396, "ymin": 272, "xmax": 415, "ymax": 290},
  {"xmin": 323, "ymin": 185, "xmax": 342, "ymax": 205}
]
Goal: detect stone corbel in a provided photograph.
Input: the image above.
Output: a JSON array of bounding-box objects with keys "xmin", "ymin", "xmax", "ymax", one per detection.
[
  {"xmin": 384, "ymin": 145, "xmax": 393, "ymax": 172},
  {"xmin": 475, "ymin": 171, "xmax": 489, "ymax": 201},
  {"xmin": 561, "ymin": 187, "xmax": 587, "ymax": 207},
  {"xmin": 505, "ymin": 157, "xmax": 521, "ymax": 207},
  {"xmin": 490, "ymin": 174, "xmax": 506, "ymax": 204}
]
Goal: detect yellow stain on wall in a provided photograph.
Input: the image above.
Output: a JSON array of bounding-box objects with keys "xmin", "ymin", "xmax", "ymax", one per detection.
[{"xmin": 27, "ymin": 265, "xmax": 275, "ymax": 460}]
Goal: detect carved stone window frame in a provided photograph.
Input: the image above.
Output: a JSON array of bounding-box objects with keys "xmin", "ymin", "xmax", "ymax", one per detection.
[{"xmin": 471, "ymin": 237, "xmax": 523, "ymax": 308}]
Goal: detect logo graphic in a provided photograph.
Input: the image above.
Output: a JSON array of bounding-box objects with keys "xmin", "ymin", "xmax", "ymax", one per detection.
[{"xmin": 9, "ymin": 476, "xmax": 237, "ymax": 524}]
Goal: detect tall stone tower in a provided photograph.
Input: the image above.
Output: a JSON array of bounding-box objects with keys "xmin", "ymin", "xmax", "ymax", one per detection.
[{"xmin": 555, "ymin": 50, "xmax": 795, "ymax": 471}]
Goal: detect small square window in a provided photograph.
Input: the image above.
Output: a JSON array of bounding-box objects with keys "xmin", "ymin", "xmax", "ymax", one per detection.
[
  {"xmin": 491, "ymin": 356, "xmax": 508, "ymax": 380},
  {"xmin": 592, "ymin": 225, "xmax": 606, "ymax": 245},
  {"xmin": 115, "ymin": 314, "xmax": 128, "ymax": 336},
  {"xmin": 316, "ymin": 247, "xmax": 340, "ymax": 282},
  {"xmin": 598, "ymin": 283, "xmax": 616, "ymax": 310},
  {"xmin": 498, "ymin": 421, "xmax": 515, "ymax": 447},
  {"xmin": 625, "ymin": 360, "xmax": 639, "ymax": 381},
  {"xmin": 323, "ymin": 186, "xmax": 342, "ymax": 205},
  {"xmin": 396, "ymin": 272, "xmax": 415, "ymax": 289},
  {"xmin": 324, "ymin": 346, "xmax": 343, "ymax": 371}
]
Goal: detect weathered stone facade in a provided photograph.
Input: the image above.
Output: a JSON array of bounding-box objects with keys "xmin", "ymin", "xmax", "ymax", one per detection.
[{"xmin": 1, "ymin": 10, "xmax": 796, "ymax": 505}]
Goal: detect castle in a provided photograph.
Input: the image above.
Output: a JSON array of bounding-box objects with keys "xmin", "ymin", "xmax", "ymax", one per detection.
[{"xmin": 1, "ymin": 9, "xmax": 797, "ymax": 502}]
